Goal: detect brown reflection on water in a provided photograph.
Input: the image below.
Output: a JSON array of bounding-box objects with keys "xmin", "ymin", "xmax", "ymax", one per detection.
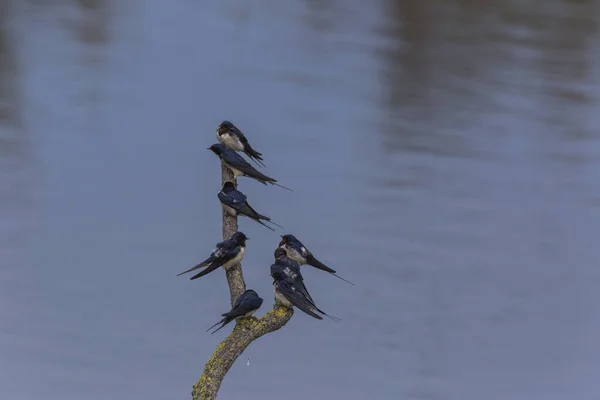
[
  {"xmin": 374, "ymin": 0, "xmax": 600, "ymax": 188},
  {"xmin": 71, "ymin": 0, "xmax": 111, "ymax": 45},
  {"xmin": 364, "ymin": 3, "xmax": 600, "ymax": 397},
  {"xmin": 0, "ymin": 0, "xmax": 20, "ymax": 127},
  {"xmin": 0, "ymin": 0, "xmax": 30, "ymax": 264}
]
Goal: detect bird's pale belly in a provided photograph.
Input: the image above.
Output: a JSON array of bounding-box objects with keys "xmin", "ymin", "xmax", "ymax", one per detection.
[
  {"xmin": 285, "ymin": 247, "xmax": 306, "ymax": 264},
  {"xmin": 274, "ymin": 288, "xmax": 292, "ymax": 307},
  {"xmin": 219, "ymin": 133, "xmax": 244, "ymax": 151},
  {"xmin": 223, "ymin": 248, "xmax": 244, "ymax": 270}
]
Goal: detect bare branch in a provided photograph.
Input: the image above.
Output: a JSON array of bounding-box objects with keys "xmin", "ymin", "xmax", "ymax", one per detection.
[
  {"xmin": 220, "ymin": 163, "xmax": 246, "ymax": 305},
  {"xmin": 191, "ymin": 161, "xmax": 293, "ymax": 400},
  {"xmin": 192, "ymin": 307, "xmax": 293, "ymax": 400}
]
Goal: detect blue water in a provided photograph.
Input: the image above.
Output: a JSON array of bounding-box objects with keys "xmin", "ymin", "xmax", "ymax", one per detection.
[{"xmin": 1, "ymin": 1, "xmax": 600, "ymax": 399}]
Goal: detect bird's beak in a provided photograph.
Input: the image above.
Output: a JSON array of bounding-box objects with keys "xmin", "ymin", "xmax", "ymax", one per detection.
[
  {"xmin": 246, "ymin": 238, "xmax": 251, "ymax": 240},
  {"xmin": 206, "ymin": 147, "xmax": 211, "ymax": 150}
]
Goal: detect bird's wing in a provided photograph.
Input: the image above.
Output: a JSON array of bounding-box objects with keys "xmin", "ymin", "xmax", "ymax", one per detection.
[
  {"xmin": 224, "ymin": 153, "xmax": 275, "ymax": 183},
  {"xmin": 233, "ymin": 128, "xmax": 250, "ymax": 147},
  {"xmin": 189, "ymin": 262, "xmax": 222, "ymax": 280},
  {"xmin": 187, "ymin": 245, "xmax": 240, "ymax": 280},
  {"xmin": 277, "ymin": 280, "xmax": 323, "ymax": 320},
  {"xmin": 222, "ymin": 150, "xmax": 253, "ymax": 170},
  {"xmin": 176, "ymin": 250, "xmax": 215, "ymax": 276},
  {"xmin": 281, "ymin": 263, "xmax": 301, "ymax": 280},
  {"xmin": 305, "ymin": 254, "xmax": 337, "ymax": 274},
  {"xmin": 222, "ymin": 292, "xmax": 262, "ymax": 318},
  {"xmin": 238, "ymin": 202, "xmax": 268, "ymax": 221},
  {"xmin": 245, "ymin": 202, "xmax": 272, "ymax": 221},
  {"xmin": 218, "ymin": 191, "xmax": 233, "ymax": 206},
  {"xmin": 213, "ymin": 239, "xmax": 230, "ymax": 251},
  {"xmin": 298, "ymin": 244, "xmax": 311, "ymax": 259},
  {"xmin": 176, "ymin": 257, "xmax": 211, "ymax": 276},
  {"xmin": 222, "ymin": 305, "xmax": 251, "ymax": 319},
  {"xmin": 280, "ymin": 262, "xmax": 316, "ymax": 304},
  {"xmin": 230, "ymin": 292, "xmax": 245, "ymax": 310},
  {"xmin": 228, "ymin": 190, "xmax": 247, "ymax": 204},
  {"xmin": 295, "ymin": 279, "xmax": 315, "ymax": 305},
  {"xmin": 218, "ymin": 192, "xmax": 245, "ymax": 212},
  {"xmin": 245, "ymin": 295, "xmax": 264, "ymax": 310}
]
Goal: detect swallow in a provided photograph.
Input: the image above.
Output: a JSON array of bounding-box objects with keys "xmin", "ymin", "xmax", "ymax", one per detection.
[
  {"xmin": 177, "ymin": 231, "xmax": 248, "ymax": 280},
  {"xmin": 271, "ymin": 248, "xmax": 314, "ymax": 303},
  {"xmin": 218, "ymin": 181, "xmax": 283, "ymax": 231},
  {"xmin": 216, "ymin": 120, "xmax": 266, "ymax": 168},
  {"xmin": 279, "ymin": 234, "xmax": 354, "ymax": 285},
  {"xmin": 206, "ymin": 289, "xmax": 264, "ymax": 334},
  {"xmin": 271, "ymin": 258, "xmax": 340, "ymax": 321},
  {"xmin": 208, "ymin": 144, "xmax": 292, "ymax": 191}
]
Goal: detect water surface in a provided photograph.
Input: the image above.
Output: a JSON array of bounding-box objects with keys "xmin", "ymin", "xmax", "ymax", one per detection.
[{"xmin": 1, "ymin": 1, "xmax": 600, "ymax": 399}]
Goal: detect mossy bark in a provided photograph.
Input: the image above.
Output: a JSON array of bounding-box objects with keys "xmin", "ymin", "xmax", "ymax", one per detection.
[{"xmin": 191, "ymin": 162, "xmax": 293, "ymax": 400}]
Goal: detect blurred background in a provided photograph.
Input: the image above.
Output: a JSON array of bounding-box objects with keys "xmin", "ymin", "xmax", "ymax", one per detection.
[{"xmin": 1, "ymin": 0, "xmax": 600, "ymax": 399}]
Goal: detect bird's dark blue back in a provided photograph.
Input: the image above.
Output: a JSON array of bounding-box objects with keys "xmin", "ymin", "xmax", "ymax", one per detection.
[
  {"xmin": 216, "ymin": 238, "xmax": 239, "ymax": 251},
  {"xmin": 271, "ymin": 260, "xmax": 303, "ymax": 282},
  {"xmin": 228, "ymin": 188, "xmax": 247, "ymax": 203},
  {"xmin": 220, "ymin": 146, "xmax": 252, "ymax": 168},
  {"xmin": 229, "ymin": 124, "xmax": 249, "ymax": 143},
  {"xmin": 211, "ymin": 241, "xmax": 241, "ymax": 263},
  {"xmin": 240, "ymin": 292, "xmax": 263, "ymax": 310},
  {"xmin": 275, "ymin": 279, "xmax": 299, "ymax": 297},
  {"xmin": 270, "ymin": 263, "xmax": 287, "ymax": 281},
  {"xmin": 287, "ymin": 235, "xmax": 306, "ymax": 252},
  {"xmin": 218, "ymin": 187, "xmax": 247, "ymax": 206},
  {"xmin": 232, "ymin": 290, "xmax": 263, "ymax": 311}
]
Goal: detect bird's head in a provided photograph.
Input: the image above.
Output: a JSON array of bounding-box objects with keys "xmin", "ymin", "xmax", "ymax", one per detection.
[
  {"xmin": 279, "ymin": 234, "xmax": 296, "ymax": 247},
  {"xmin": 274, "ymin": 248, "xmax": 287, "ymax": 259},
  {"xmin": 217, "ymin": 120, "xmax": 234, "ymax": 135},
  {"xmin": 231, "ymin": 231, "xmax": 248, "ymax": 244},
  {"xmin": 208, "ymin": 143, "xmax": 225, "ymax": 155},
  {"xmin": 221, "ymin": 181, "xmax": 236, "ymax": 192}
]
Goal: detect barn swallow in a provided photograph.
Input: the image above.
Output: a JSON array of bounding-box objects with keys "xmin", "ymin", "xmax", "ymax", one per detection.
[
  {"xmin": 271, "ymin": 249, "xmax": 340, "ymax": 321},
  {"xmin": 216, "ymin": 121, "xmax": 265, "ymax": 168},
  {"xmin": 271, "ymin": 248, "xmax": 340, "ymax": 321},
  {"xmin": 208, "ymin": 144, "xmax": 292, "ymax": 191},
  {"xmin": 271, "ymin": 247, "xmax": 313, "ymax": 304},
  {"xmin": 206, "ymin": 289, "xmax": 264, "ymax": 334},
  {"xmin": 177, "ymin": 231, "xmax": 248, "ymax": 280},
  {"xmin": 279, "ymin": 234, "xmax": 354, "ymax": 285},
  {"xmin": 218, "ymin": 181, "xmax": 283, "ymax": 231}
]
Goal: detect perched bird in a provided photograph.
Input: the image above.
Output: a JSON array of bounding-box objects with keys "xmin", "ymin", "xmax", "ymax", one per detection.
[
  {"xmin": 206, "ymin": 289, "xmax": 264, "ymax": 334},
  {"xmin": 208, "ymin": 144, "xmax": 292, "ymax": 191},
  {"xmin": 177, "ymin": 231, "xmax": 248, "ymax": 280},
  {"xmin": 271, "ymin": 255, "xmax": 340, "ymax": 321},
  {"xmin": 271, "ymin": 248, "xmax": 314, "ymax": 304},
  {"xmin": 218, "ymin": 181, "xmax": 283, "ymax": 231},
  {"xmin": 216, "ymin": 120, "xmax": 265, "ymax": 168},
  {"xmin": 279, "ymin": 234, "xmax": 353, "ymax": 285}
]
